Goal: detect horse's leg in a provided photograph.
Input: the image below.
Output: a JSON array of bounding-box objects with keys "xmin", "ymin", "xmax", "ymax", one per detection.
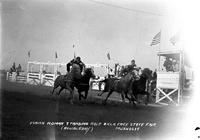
[
  {"xmin": 51, "ymin": 87, "xmax": 56, "ymax": 94},
  {"xmin": 65, "ymin": 83, "xmax": 74, "ymax": 104},
  {"xmin": 84, "ymin": 90, "xmax": 88, "ymax": 99},
  {"xmin": 57, "ymin": 87, "xmax": 64, "ymax": 95},
  {"xmin": 103, "ymin": 90, "xmax": 113, "ymax": 105},
  {"xmin": 121, "ymin": 94, "xmax": 125, "ymax": 103},
  {"xmin": 69, "ymin": 90, "xmax": 74, "ymax": 104},
  {"xmin": 135, "ymin": 93, "xmax": 139, "ymax": 104},
  {"xmin": 51, "ymin": 85, "xmax": 58, "ymax": 94},
  {"xmin": 78, "ymin": 91, "xmax": 82, "ymax": 101},
  {"xmin": 124, "ymin": 92, "xmax": 131, "ymax": 103},
  {"xmin": 144, "ymin": 91, "xmax": 150, "ymax": 105}
]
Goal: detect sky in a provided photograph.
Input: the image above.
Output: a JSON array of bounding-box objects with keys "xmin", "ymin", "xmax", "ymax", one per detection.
[{"xmin": 0, "ymin": 0, "xmax": 189, "ymax": 71}]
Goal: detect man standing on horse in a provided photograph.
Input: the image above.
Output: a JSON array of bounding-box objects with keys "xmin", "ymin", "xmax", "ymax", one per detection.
[
  {"xmin": 66, "ymin": 56, "xmax": 85, "ymax": 74},
  {"xmin": 63, "ymin": 56, "xmax": 85, "ymax": 103}
]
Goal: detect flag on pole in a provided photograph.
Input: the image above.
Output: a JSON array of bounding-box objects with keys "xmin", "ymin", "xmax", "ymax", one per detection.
[
  {"xmin": 150, "ymin": 31, "xmax": 161, "ymax": 46},
  {"xmin": 107, "ymin": 53, "xmax": 111, "ymax": 60},
  {"xmin": 28, "ymin": 51, "xmax": 30, "ymax": 58},
  {"xmin": 55, "ymin": 51, "xmax": 58, "ymax": 59},
  {"xmin": 169, "ymin": 32, "xmax": 180, "ymax": 46}
]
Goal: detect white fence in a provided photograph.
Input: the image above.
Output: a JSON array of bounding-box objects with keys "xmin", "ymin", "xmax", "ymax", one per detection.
[
  {"xmin": 41, "ymin": 73, "xmax": 56, "ymax": 86},
  {"xmin": 7, "ymin": 72, "xmax": 57, "ymax": 87},
  {"xmin": 27, "ymin": 72, "xmax": 41, "ymax": 85},
  {"xmin": 6, "ymin": 62, "xmax": 108, "ymax": 90},
  {"xmin": 7, "ymin": 72, "xmax": 27, "ymax": 83}
]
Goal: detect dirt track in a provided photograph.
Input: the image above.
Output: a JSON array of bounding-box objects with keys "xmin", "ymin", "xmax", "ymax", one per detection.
[{"xmin": 1, "ymin": 77, "xmax": 190, "ymax": 140}]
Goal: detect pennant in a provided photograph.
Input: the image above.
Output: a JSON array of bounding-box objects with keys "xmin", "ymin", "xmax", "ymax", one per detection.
[
  {"xmin": 107, "ymin": 53, "xmax": 111, "ymax": 60},
  {"xmin": 28, "ymin": 51, "xmax": 30, "ymax": 58},
  {"xmin": 55, "ymin": 52, "xmax": 58, "ymax": 59}
]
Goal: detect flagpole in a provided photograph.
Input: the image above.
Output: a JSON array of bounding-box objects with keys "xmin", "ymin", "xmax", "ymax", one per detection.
[
  {"xmin": 55, "ymin": 51, "xmax": 57, "ymax": 75},
  {"xmin": 27, "ymin": 50, "xmax": 30, "ymax": 73},
  {"xmin": 107, "ymin": 52, "xmax": 111, "ymax": 77},
  {"xmin": 73, "ymin": 44, "xmax": 76, "ymax": 59}
]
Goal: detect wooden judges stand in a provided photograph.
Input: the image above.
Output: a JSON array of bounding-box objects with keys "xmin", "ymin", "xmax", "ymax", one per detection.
[{"xmin": 156, "ymin": 50, "xmax": 184, "ymax": 105}]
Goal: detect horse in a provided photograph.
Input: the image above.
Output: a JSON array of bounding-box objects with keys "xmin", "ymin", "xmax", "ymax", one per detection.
[
  {"xmin": 75, "ymin": 68, "xmax": 95, "ymax": 101},
  {"xmin": 51, "ymin": 63, "xmax": 81, "ymax": 104},
  {"xmin": 102, "ymin": 72, "xmax": 136, "ymax": 105},
  {"xmin": 97, "ymin": 77, "xmax": 119, "ymax": 96},
  {"xmin": 131, "ymin": 68, "xmax": 152, "ymax": 105},
  {"xmin": 51, "ymin": 67, "xmax": 95, "ymax": 102}
]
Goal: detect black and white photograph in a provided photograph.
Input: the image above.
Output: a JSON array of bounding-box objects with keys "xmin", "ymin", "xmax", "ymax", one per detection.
[{"xmin": 0, "ymin": 0, "xmax": 199, "ymax": 139}]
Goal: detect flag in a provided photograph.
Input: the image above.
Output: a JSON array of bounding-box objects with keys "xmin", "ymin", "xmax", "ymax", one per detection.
[
  {"xmin": 28, "ymin": 51, "xmax": 30, "ymax": 58},
  {"xmin": 169, "ymin": 32, "xmax": 180, "ymax": 46},
  {"xmin": 55, "ymin": 52, "xmax": 58, "ymax": 59},
  {"xmin": 107, "ymin": 53, "xmax": 111, "ymax": 60},
  {"xmin": 150, "ymin": 31, "xmax": 161, "ymax": 46}
]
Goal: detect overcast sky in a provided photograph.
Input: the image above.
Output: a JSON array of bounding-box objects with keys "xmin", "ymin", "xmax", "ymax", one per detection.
[{"xmin": 0, "ymin": 0, "xmax": 184, "ymax": 70}]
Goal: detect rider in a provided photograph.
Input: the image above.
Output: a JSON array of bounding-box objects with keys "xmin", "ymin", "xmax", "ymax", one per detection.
[
  {"xmin": 66, "ymin": 56, "xmax": 85, "ymax": 74},
  {"xmin": 163, "ymin": 57, "xmax": 173, "ymax": 72},
  {"xmin": 120, "ymin": 59, "xmax": 138, "ymax": 76}
]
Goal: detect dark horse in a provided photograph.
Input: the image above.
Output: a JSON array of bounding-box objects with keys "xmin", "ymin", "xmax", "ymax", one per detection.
[
  {"xmin": 102, "ymin": 72, "xmax": 136, "ymax": 105},
  {"xmin": 51, "ymin": 64, "xmax": 95, "ymax": 103},
  {"xmin": 131, "ymin": 68, "xmax": 152, "ymax": 105},
  {"xmin": 75, "ymin": 68, "xmax": 95, "ymax": 100}
]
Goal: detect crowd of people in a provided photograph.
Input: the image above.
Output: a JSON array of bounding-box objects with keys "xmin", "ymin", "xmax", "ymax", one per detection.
[
  {"xmin": 9, "ymin": 62, "xmax": 22, "ymax": 75},
  {"xmin": 163, "ymin": 57, "xmax": 179, "ymax": 72}
]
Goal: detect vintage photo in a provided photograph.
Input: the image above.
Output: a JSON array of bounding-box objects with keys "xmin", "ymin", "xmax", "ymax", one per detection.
[{"xmin": 0, "ymin": 0, "xmax": 198, "ymax": 139}]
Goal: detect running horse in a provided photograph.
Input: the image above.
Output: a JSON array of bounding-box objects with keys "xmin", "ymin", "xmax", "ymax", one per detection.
[
  {"xmin": 131, "ymin": 68, "xmax": 152, "ymax": 105},
  {"xmin": 102, "ymin": 72, "xmax": 136, "ymax": 105},
  {"xmin": 51, "ymin": 63, "xmax": 82, "ymax": 104},
  {"xmin": 76, "ymin": 68, "xmax": 95, "ymax": 101}
]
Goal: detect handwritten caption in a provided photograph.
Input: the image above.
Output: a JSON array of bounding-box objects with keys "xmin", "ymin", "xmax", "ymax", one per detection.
[{"xmin": 29, "ymin": 121, "xmax": 157, "ymax": 134}]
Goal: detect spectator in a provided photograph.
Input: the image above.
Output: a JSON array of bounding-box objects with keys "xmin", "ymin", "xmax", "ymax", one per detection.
[
  {"xmin": 163, "ymin": 57, "xmax": 173, "ymax": 72},
  {"xmin": 11, "ymin": 62, "xmax": 16, "ymax": 72},
  {"xmin": 172, "ymin": 60, "xmax": 179, "ymax": 72},
  {"xmin": 16, "ymin": 64, "xmax": 22, "ymax": 76}
]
